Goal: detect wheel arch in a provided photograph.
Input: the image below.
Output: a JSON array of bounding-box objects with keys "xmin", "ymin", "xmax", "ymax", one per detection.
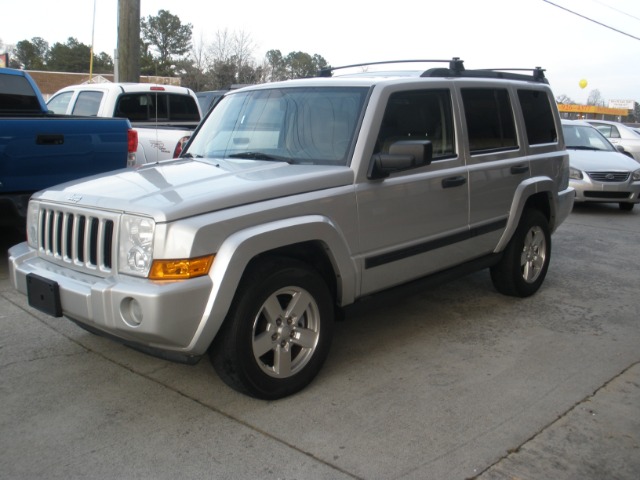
[
  {"xmin": 190, "ymin": 215, "xmax": 357, "ymax": 354},
  {"xmin": 494, "ymin": 177, "xmax": 554, "ymax": 253}
]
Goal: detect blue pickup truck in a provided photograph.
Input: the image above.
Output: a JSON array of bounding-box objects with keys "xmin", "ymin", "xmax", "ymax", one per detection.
[{"xmin": 0, "ymin": 68, "xmax": 136, "ymax": 228}]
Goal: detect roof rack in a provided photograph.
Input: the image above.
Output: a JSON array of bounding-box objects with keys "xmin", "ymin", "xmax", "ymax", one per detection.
[
  {"xmin": 317, "ymin": 58, "xmax": 464, "ymax": 78},
  {"xmin": 317, "ymin": 58, "xmax": 548, "ymax": 83}
]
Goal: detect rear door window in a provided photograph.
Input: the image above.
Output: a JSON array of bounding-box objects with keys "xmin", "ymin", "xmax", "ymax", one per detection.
[
  {"xmin": 461, "ymin": 88, "xmax": 517, "ymax": 153},
  {"xmin": 71, "ymin": 91, "xmax": 103, "ymax": 116}
]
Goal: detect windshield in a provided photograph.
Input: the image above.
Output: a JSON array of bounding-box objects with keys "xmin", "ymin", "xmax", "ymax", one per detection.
[
  {"xmin": 562, "ymin": 124, "xmax": 616, "ymax": 152},
  {"xmin": 184, "ymin": 87, "xmax": 368, "ymax": 165}
]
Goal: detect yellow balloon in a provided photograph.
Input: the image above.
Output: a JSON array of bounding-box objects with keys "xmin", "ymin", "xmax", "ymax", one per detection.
[{"xmin": 579, "ymin": 79, "xmax": 588, "ymax": 89}]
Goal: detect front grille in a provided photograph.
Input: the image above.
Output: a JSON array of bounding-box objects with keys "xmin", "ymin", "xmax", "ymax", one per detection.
[
  {"xmin": 38, "ymin": 206, "xmax": 118, "ymax": 275},
  {"xmin": 587, "ymin": 171, "xmax": 630, "ymax": 182}
]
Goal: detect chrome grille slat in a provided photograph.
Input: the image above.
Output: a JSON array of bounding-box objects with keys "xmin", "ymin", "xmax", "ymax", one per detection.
[{"xmin": 36, "ymin": 205, "xmax": 118, "ymax": 276}]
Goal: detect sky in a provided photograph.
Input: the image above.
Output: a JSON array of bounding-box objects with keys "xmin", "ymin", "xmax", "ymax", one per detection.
[{"xmin": 1, "ymin": 0, "xmax": 639, "ymax": 104}]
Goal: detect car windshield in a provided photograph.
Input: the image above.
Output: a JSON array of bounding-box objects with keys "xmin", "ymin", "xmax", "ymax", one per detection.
[
  {"xmin": 184, "ymin": 86, "xmax": 368, "ymax": 166},
  {"xmin": 562, "ymin": 124, "xmax": 616, "ymax": 152}
]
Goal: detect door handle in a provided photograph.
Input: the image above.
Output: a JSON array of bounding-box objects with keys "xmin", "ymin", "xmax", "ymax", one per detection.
[
  {"xmin": 510, "ymin": 165, "xmax": 529, "ymax": 174},
  {"xmin": 36, "ymin": 134, "xmax": 64, "ymax": 145},
  {"xmin": 442, "ymin": 176, "xmax": 467, "ymax": 188}
]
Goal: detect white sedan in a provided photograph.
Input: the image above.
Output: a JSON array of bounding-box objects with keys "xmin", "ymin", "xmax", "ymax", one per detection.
[
  {"xmin": 585, "ymin": 119, "xmax": 640, "ymax": 162},
  {"xmin": 562, "ymin": 119, "xmax": 640, "ymax": 211}
]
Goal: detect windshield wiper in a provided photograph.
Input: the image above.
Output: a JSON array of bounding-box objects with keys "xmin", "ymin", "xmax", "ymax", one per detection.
[
  {"xmin": 228, "ymin": 151, "xmax": 292, "ymax": 163},
  {"xmin": 181, "ymin": 152, "xmax": 204, "ymax": 158}
]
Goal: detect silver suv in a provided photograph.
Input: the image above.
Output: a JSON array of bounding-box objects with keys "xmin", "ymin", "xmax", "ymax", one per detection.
[{"xmin": 9, "ymin": 59, "xmax": 574, "ymax": 399}]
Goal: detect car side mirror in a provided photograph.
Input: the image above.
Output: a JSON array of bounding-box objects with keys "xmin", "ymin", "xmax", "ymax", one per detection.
[{"xmin": 368, "ymin": 140, "xmax": 433, "ymax": 179}]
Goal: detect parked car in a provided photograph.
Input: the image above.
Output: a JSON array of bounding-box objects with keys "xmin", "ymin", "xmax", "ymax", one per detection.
[
  {"xmin": 9, "ymin": 59, "xmax": 574, "ymax": 399},
  {"xmin": 562, "ymin": 119, "xmax": 640, "ymax": 211},
  {"xmin": 47, "ymin": 83, "xmax": 202, "ymax": 165},
  {"xmin": 0, "ymin": 68, "xmax": 135, "ymax": 228},
  {"xmin": 585, "ymin": 119, "xmax": 640, "ymax": 162},
  {"xmin": 195, "ymin": 90, "xmax": 227, "ymax": 115}
]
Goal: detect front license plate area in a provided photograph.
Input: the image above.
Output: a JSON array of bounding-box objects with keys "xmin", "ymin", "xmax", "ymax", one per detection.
[{"xmin": 27, "ymin": 273, "xmax": 63, "ymax": 317}]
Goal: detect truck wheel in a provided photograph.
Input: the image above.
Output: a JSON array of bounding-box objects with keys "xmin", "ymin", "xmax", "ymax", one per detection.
[
  {"xmin": 210, "ymin": 257, "xmax": 334, "ymax": 399},
  {"xmin": 490, "ymin": 209, "xmax": 551, "ymax": 298}
]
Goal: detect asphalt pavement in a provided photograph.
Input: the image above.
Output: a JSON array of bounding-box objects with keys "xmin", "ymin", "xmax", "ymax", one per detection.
[{"xmin": 1, "ymin": 203, "xmax": 639, "ymax": 480}]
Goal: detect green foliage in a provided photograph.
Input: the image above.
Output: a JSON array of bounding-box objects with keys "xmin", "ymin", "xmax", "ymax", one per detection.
[
  {"xmin": 47, "ymin": 38, "xmax": 93, "ymax": 72},
  {"xmin": 10, "ymin": 36, "xmax": 112, "ymax": 73},
  {"xmin": 141, "ymin": 9, "xmax": 192, "ymax": 76},
  {"xmin": 14, "ymin": 38, "xmax": 48, "ymax": 70},
  {"xmin": 263, "ymin": 50, "xmax": 327, "ymax": 82}
]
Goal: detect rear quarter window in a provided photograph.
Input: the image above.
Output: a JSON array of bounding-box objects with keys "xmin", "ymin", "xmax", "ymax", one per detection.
[
  {"xmin": 115, "ymin": 93, "xmax": 200, "ymax": 122},
  {"xmin": 518, "ymin": 89, "xmax": 557, "ymax": 145}
]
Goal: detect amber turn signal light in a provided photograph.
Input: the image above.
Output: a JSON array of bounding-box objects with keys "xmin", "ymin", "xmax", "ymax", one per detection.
[{"xmin": 149, "ymin": 255, "xmax": 214, "ymax": 280}]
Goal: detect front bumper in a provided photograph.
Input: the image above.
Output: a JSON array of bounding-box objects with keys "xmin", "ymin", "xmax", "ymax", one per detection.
[
  {"xmin": 9, "ymin": 242, "xmax": 215, "ymax": 361},
  {"xmin": 570, "ymin": 179, "xmax": 640, "ymax": 204}
]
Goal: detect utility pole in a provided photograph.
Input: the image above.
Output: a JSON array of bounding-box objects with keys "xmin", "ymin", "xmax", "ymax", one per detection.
[{"xmin": 117, "ymin": 0, "xmax": 140, "ymax": 82}]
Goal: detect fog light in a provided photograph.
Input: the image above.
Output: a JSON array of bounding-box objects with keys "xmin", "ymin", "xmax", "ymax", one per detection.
[{"xmin": 121, "ymin": 297, "xmax": 143, "ymax": 327}]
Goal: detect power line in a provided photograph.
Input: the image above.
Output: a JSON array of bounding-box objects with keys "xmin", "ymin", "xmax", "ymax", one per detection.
[
  {"xmin": 542, "ymin": 0, "xmax": 640, "ymax": 41},
  {"xmin": 590, "ymin": 0, "xmax": 640, "ymax": 23}
]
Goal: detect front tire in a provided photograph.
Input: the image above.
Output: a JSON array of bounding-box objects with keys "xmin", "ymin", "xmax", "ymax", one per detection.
[
  {"xmin": 619, "ymin": 202, "xmax": 634, "ymax": 211},
  {"xmin": 210, "ymin": 257, "xmax": 334, "ymax": 399},
  {"xmin": 490, "ymin": 209, "xmax": 551, "ymax": 297}
]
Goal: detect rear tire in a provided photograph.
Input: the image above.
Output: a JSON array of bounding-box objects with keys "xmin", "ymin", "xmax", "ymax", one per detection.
[
  {"xmin": 490, "ymin": 209, "xmax": 551, "ymax": 297},
  {"xmin": 210, "ymin": 257, "xmax": 334, "ymax": 399}
]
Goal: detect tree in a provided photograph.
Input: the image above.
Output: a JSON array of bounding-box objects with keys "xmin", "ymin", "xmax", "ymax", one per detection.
[
  {"xmin": 44, "ymin": 37, "xmax": 113, "ymax": 73},
  {"xmin": 141, "ymin": 9, "xmax": 192, "ymax": 76},
  {"xmin": 285, "ymin": 51, "xmax": 327, "ymax": 79},
  {"xmin": 264, "ymin": 50, "xmax": 287, "ymax": 82},
  {"xmin": 13, "ymin": 37, "xmax": 48, "ymax": 70},
  {"xmin": 586, "ymin": 89, "xmax": 605, "ymax": 107},
  {"xmin": 203, "ymin": 29, "xmax": 260, "ymax": 89},
  {"xmin": 555, "ymin": 94, "xmax": 574, "ymax": 105},
  {"xmin": 93, "ymin": 52, "xmax": 114, "ymax": 73},
  {"xmin": 47, "ymin": 38, "xmax": 92, "ymax": 72},
  {"xmin": 179, "ymin": 34, "xmax": 210, "ymax": 91},
  {"xmin": 264, "ymin": 50, "xmax": 328, "ymax": 81}
]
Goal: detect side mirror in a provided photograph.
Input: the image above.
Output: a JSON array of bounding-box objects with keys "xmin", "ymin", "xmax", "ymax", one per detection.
[{"xmin": 368, "ymin": 140, "xmax": 433, "ymax": 179}]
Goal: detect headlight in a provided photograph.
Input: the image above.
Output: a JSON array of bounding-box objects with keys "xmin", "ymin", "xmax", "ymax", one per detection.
[
  {"xmin": 633, "ymin": 169, "xmax": 640, "ymax": 181},
  {"xmin": 26, "ymin": 201, "xmax": 40, "ymax": 248},
  {"xmin": 118, "ymin": 214, "xmax": 156, "ymax": 277},
  {"xmin": 569, "ymin": 167, "xmax": 583, "ymax": 180}
]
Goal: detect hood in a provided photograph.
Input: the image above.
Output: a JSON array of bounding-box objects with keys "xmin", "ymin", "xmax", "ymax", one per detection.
[
  {"xmin": 33, "ymin": 158, "xmax": 354, "ymax": 222},
  {"xmin": 567, "ymin": 148, "xmax": 640, "ymax": 172}
]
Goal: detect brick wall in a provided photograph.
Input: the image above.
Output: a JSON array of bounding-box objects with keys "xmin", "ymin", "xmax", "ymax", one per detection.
[{"xmin": 26, "ymin": 71, "xmax": 181, "ymax": 100}]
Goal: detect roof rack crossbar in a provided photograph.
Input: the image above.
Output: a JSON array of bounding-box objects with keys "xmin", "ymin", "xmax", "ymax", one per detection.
[
  {"xmin": 481, "ymin": 67, "xmax": 547, "ymax": 81},
  {"xmin": 421, "ymin": 66, "xmax": 548, "ymax": 83},
  {"xmin": 317, "ymin": 58, "xmax": 464, "ymax": 77}
]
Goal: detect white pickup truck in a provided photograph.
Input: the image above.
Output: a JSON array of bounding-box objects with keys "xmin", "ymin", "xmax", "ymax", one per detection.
[{"xmin": 47, "ymin": 83, "xmax": 202, "ymax": 166}]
